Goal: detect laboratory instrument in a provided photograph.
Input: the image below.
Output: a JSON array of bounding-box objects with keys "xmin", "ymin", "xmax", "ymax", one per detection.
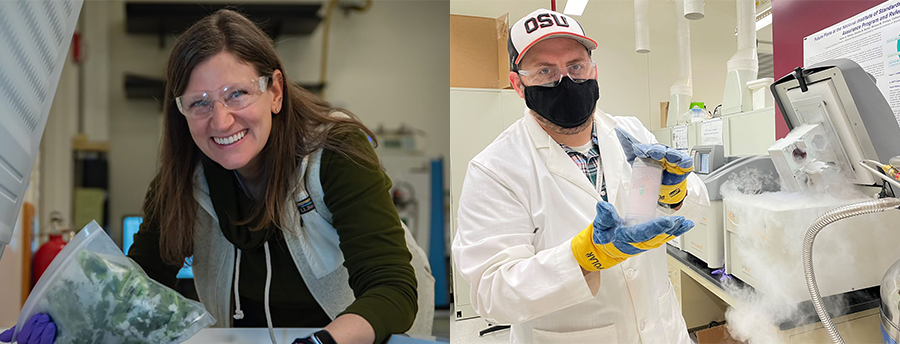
[
  {"xmin": 625, "ymin": 158, "xmax": 662, "ymax": 225},
  {"xmin": 692, "ymin": 145, "xmax": 726, "ymax": 175},
  {"xmin": 769, "ymin": 59, "xmax": 900, "ymax": 194},
  {"xmin": 682, "ymin": 148, "xmax": 780, "ymax": 269},
  {"xmin": 669, "ymin": 144, "xmax": 723, "ymax": 252},
  {"xmin": 723, "ymin": 58, "xmax": 900, "ymax": 304},
  {"xmin": 761, "ymin": 59, "xmax": 900, "ymax": 343}
]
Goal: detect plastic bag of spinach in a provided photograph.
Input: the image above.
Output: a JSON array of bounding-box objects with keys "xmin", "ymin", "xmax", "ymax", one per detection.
[{"xmin": 15, "ymin": 221, "xmax": 215, "ymax": 344}]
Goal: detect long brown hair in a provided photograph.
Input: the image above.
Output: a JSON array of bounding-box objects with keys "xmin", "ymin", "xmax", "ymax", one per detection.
[{"xmin": 147, "ymin": 9, "xmax": 377, "ymax": 267}]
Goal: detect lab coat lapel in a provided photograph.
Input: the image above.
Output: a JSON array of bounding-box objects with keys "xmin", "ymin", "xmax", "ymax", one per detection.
[
  {"xmin": 524, "ymin": 110, "xmax": 600, "ymax": 200},
  {"xmin": 593, "ymin": 110, "xmax": 629, "ymax": 206}
]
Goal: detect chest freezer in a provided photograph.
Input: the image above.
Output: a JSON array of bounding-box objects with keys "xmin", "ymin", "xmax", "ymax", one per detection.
[{"xmin": 723, "ymin": 190, "xmax": 900, "ymax": 303}]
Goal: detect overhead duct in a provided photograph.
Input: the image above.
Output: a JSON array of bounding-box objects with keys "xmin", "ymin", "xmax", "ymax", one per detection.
[
  {"xmin": 721, "ymin": 0, "xmax": 758, "ymax": 115},
  {"xmin": 667, "ymin": 0, "xmax": 693, "ymax": 127},
  {"xmin": 634, "ymin": 0, "xmax": 650, "ymax": 53},
  {"xmin": 684, "ymin": 0, "xmax": 704, "ymax": 20}
]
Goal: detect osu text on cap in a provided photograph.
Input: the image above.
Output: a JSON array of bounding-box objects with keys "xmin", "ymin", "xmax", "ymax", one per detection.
[{"xmin": 524, "ymin": 13, "xmax": 570, "ymax": 34}]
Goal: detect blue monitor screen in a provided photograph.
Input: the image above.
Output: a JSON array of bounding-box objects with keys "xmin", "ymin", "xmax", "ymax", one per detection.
[
  {"xmin": 700, "ymin": 153, "xmax": 710, "ymax": 174},
  {"xmin": 122, "ymin": 216, "xmax": 193, "ymax": 279}
]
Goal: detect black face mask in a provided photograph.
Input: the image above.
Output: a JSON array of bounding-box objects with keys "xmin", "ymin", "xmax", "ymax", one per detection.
[{"xmin": 524, "ymin": 78, "xmax": 599, "ymax": 128}]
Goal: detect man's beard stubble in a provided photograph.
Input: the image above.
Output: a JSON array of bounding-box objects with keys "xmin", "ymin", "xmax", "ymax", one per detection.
[{"xmin": 530, "ymin": 108, "xmax": 594, "ymax": 135}]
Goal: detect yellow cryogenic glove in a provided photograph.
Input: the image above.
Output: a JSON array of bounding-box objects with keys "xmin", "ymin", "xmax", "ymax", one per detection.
[
  {"xmin": 571, "ymin": 202, "xmax": 694, "ymax": 271},
  {"xmin": 615, "ymin": 128, "xmax": 694, "ymax": 206}
]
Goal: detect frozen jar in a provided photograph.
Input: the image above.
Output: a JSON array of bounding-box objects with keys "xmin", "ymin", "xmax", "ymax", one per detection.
[{"xmin": 625, "ymin": 157, "xmax": 663, "ymax": 226}]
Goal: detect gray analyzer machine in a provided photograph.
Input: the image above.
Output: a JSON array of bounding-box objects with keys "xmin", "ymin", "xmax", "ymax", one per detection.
[
  {"xmin": 679, "ymin": 145, "xmax": 779, "ymax": 268},
  {"xmin": 770, "ymin": 58, "xmax": 900, "ymax": 344},
  {"xmin": 682, "ymin": 58, "xmax": 900, "ymax": 268},
  {"xmin": 769, "ymin": 58, "xmax": 900, "ymax": 195}
]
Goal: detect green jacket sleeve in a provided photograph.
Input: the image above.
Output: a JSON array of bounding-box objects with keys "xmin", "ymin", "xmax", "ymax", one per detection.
[
  {"xmin": 127, "ymin": 177, "xmax": 181, "ymax": 289},
  {"xmin": 320, "ymin": 131, "xmax": 419, "ymax": 344}
]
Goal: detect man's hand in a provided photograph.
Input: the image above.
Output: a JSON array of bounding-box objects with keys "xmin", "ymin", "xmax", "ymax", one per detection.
[
  {"xmin": 571, "ymin": 202, "xmax": 693, "ymax": 271},
  {"xmin": 615, "ymin": 128, "xmax": 693, "ymax": 206},
  {"xmin": 0, "ymin": 313, "xmax": 56, "ymax": 344}
]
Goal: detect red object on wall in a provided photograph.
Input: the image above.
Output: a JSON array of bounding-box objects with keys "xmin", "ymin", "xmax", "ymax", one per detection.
[
  {"xmin": 72, "ymin": 32, "xmax": 82, "ymax": 64},
  {"xmin": 32, "ymin": 234, "xmax": 66, "ymax": 287},
  {"xmin": 772, "ymin": 0, "xmax": 884, "ymax": 139}
]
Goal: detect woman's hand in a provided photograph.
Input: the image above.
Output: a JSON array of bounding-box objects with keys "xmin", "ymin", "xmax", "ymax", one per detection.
[
  {"xmin": 324, "ymin": 314, "xmax": 376, "ymax": 344},
  {"xmin": 0, "ymin": 313, "xmax": 56, "ymax": 344}
]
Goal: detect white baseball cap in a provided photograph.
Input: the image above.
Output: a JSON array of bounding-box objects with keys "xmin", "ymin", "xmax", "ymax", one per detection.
[{"xmin": 508, "ymin": 8, "xmax": 598, "ymax": 71}]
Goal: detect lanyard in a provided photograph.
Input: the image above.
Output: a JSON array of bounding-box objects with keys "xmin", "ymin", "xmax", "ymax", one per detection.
[{"xmin": 595, "ymin": 152, "xmax": 608, "ymax": 202}]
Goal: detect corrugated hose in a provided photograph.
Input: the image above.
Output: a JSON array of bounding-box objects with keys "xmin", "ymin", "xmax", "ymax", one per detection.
[{"xmin": 802, "ymin": 161, "xmax": 900, "ymax": 343}]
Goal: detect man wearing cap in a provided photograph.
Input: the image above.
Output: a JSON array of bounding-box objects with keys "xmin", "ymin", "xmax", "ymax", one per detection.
[{"xmin": 452, "ymin": 9, "xmax": 709, "ymax": 344}]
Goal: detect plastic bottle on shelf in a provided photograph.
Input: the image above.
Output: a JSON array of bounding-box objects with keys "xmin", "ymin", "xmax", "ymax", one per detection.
[
  {"xmin": 689, "ymin": 105, "xmax": 705, "ymax": 123},
  {"xmin": 678, "ymin": 109, "xmax": 691, "ymax": 125}
]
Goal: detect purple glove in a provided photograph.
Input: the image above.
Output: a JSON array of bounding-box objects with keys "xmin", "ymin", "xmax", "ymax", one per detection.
[{"xmin": 0, "ymin": 313, "xmax": 56, "ymax": 344}]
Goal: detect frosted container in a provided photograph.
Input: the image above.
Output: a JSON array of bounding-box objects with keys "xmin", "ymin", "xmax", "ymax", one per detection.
[{"xmin": 625, "ymin": 158, "xmax": 663, "ymax": 225}]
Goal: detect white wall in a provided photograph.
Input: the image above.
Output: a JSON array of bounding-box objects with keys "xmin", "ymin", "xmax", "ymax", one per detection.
[
  {"xmin": 450, "ymin": 0, "xmax": 746, "ymax": 130},
  {"xmin": 82, "ymin": 2, "xmax": 111, "ymax": 142},
  {"xmin": 99, "ymin": 0, "xmax": 450, "ymax": 245},
  {"xmin": 106, "ymin": 0, "xmax": 169, "ymax": 246},
  {"xmin": 35, "ymin": 0, "xmax": 114, "ymax": 241},
  {"xmin": 278, "ymin": 0, "xmax": 450, "ymax": 162},
  {"xmin": 40, "ymin": 30, "xmax": 79, "ymax": 238}
]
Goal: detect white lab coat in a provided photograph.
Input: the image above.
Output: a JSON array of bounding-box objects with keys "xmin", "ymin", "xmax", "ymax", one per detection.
[{"xmin": 452, "ymin": 108, "xmax": 710, "ymax": 344}]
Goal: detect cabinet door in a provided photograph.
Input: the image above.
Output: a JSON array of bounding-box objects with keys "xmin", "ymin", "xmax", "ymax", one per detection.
[{"xmin": 449, "ymin": 88, "xmax": 504, "ymax": 320}]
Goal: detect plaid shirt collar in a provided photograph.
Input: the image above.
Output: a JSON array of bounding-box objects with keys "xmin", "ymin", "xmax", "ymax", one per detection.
[
  {"xmin": 558, "ymin": 123, "xmax": 599, "ymax": 160},
  {"xmin": 557, "ymin": 123, "xmax": 607, "ymax": 201}
]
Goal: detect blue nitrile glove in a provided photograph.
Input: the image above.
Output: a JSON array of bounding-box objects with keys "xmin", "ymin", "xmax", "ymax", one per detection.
[
  {"xmin": 614, "ymin": 128, "xmax": 694, "ymax": 206},
  {"xmin": 571, "ymin": 201, "xmax": 694, "ymax": 271},
  {"xmin": 0, "ymin": 313, "xmax": 56, "ymax": 344}
]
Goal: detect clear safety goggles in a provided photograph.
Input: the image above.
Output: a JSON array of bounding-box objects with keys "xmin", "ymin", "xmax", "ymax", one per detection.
[
  {"xmin": 175, "ymin": 75, "xmax": 270, "ymax": 119},
  {"xmin": 517, "ymin": 61, "xmax": 596, "ymax": 87}
]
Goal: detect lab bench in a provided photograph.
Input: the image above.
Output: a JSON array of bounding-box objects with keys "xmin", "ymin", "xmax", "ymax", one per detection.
[
  {"xmin": 182, "ymin": 328, "xmax": 449, "ymax": 343},
  {"xmin": 666, "ymin": 245, "xmax": 882, "ymax": 343}
]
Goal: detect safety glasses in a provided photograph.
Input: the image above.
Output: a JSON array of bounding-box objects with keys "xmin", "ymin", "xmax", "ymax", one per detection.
[
  {"xmin": 175, "ymin": 76, "xmax": 270, "ymax": 119},
  {"xmin": 517, "ymin": 61, "xmax": 596, "ymax": 87}
]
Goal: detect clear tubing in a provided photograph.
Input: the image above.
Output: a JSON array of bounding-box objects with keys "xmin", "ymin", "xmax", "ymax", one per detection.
[{"xmin": 626, "ymin": 158, "xmax": 663, "ymax": 225}]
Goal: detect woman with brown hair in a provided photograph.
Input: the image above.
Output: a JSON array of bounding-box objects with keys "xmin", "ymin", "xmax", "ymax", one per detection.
[
  {"xmin": 8, "ymin": 9, "xmax": 431, "ymax": 344},
  {"xmin": 128, "ymin": 8, "xmax": 433, "ymax": 344},
  {"xmin": 130, "ymin": 8, "xmax": 432, "ymax": 344}
]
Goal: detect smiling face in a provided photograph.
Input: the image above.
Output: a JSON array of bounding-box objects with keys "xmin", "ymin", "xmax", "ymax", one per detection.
[{"xmin": 182, "ymin": 51, "xmax": 283, "ymax": 177}]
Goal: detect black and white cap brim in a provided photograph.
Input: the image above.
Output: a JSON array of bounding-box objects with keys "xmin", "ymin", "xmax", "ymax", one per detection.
[
  {"xmin": 508, "ymin": 9, "xmax": 598, "ymax": 69},
  {"xmin": 514, "ymin": 32, "xmax": 597, "ymax": 66}
]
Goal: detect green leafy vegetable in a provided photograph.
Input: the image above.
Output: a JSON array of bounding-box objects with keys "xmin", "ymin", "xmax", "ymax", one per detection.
[{"xmin": 36, "ymin": 251, "xmax": 211, "ymax": 344}]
